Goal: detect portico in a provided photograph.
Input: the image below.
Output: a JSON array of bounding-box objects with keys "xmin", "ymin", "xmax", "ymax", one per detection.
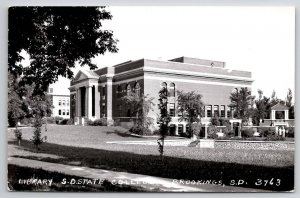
[{"xmin": 69, "ymin": 70, "xmax": 100, "ymax": 125}]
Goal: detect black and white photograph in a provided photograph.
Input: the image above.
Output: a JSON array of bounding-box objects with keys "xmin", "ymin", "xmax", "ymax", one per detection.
[{"xmin": 7, "ymin": 6, "xmax": 295, "ymax": 192}]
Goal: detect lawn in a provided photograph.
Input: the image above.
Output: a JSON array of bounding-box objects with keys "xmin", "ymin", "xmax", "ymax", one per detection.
[
  {"xmin": 7, "ymin": 125, "xmax": 294, "ymax": 191},
  {"xmin": 8, "ymin": 164, "xmax": 147, "ymax": 192}
]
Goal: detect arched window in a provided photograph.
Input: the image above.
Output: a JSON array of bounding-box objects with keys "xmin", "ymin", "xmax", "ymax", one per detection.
[
  {"xmin": 134, "ymin": 82, "xmax": 141, "ymax": 96},
  {"xmin": 161, "ymin": 82, "xmax": 167, "ymax": 88},
  {"xmin": 126, "ymin": 84, "xmax": 131, "ymax": 95},
  {"xmin": 169, "ymin": 82, "xmax": 175, "ymax": 97}
]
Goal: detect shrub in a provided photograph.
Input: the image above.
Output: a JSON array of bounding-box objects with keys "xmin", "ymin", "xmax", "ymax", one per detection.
[
  {"xmin": 191, "ymin": 123, "xmax": 202, "ymax": 137},
  {"xmin": 87, "ymin": 118, "xmax": 107, "ymax": 126},
  {"xmin": 207, "ymin": 125, "xmax": 220, "ymax": 139},
  {"xmin": 59, "ymin": 119, "xmax": 72, "ymax": 125},
  {"xmin": 55, "ymin": 116, "xmax": 64, "ymax": 124},
  {"xmin": 241, "ymin": 128, "xmax": 254, "ymax": 138},
  {"xmin": 286, "ymin": 127, "xmax": 294, "ymax": 138},
  {"xmin": 129, "ymin": 125, "xmax": 152, "ymax": 135},
  {"xmin": 266, "ymin": 136, "xmax": 286, "ymax": 141},
  {"xmin": 14, "ymin": 129, "xmax": 22, "ymax": 145},
  {"xmin": 44, "ymin": 117, "xmax": 55, "ymax": 124}
]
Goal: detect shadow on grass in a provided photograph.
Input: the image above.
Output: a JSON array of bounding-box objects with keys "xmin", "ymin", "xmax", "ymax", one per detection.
[
  {"xmin": 106, "ymin": 130, "xmax": 143, "ymax": 138},
  {"xmin": 8, "ymin": 164, "xmax": 146, "ymax": 192},
  {"xmin": 8, "ymin": 140, "xmax": 294, "ymax": 191}
]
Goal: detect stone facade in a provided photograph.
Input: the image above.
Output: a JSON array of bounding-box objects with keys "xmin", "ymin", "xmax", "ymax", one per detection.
[{"xmin": 69, "ymin": 56, "xmax": 253, "ymax": 134}]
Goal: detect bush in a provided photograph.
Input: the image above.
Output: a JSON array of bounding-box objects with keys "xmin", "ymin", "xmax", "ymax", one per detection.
[
  {"xmin": 55, "ymin": 116, "xmax": 64, "ymax": 124},
  {"xmin": 191, "ymin": 123, "xmax": 202, "ymax": 137},
  {"xmin": 241, "ymin": 128, "xmax": 254, "ymax": 138},
  {"xmin": 14, "ymin": 129, "xmax": 22, "ymax": 141},
  {"xmin": 207, "ymin": 125, "xmax": 220, "ymax": 139},
  {"xmin": 266, "ymin": 135, "xmax": 286, "ymax": 141},
  {"xmin": 45, "ymin": 117, "xmax": 55, "ymax": 124},
  {"xmin": 87, "ymin": 118, "xmax": 107, "ymax": 126},
  {"xmin": 59, "ymin": 119, "xmax": 73, "ymax": 125},
  {"xmin": 129, "ymin": 125, "xmax": 152, "ymax": 135},
  {"xmin": 286, "ymin": 127, "xmax": 294, "ymax": 138}
]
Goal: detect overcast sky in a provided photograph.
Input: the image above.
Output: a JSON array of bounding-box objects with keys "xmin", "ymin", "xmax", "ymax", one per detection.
[{"xmin": 52, "ymin": 6, "xmax": 295, "ymax": 101}]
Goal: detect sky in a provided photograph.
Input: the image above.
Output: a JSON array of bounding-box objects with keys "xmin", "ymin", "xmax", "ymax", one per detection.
[{"xmin": 47, "ymin": 6, "xmax": 295, "ymax": 101}]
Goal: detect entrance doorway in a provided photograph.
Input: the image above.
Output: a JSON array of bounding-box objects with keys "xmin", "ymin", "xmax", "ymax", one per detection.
[{"xmin": 233, "ymin": 122, "xmax": 240, "ymax": 136}]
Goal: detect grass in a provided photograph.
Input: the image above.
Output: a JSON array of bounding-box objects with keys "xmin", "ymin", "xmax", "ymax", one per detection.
[
  {"xmin": 8, "ymin": 164, "xmax": 146, "ymax": 192},
  {"xmin": 7, "ymin": 125, "xmax": 295, "ymax": 191}
]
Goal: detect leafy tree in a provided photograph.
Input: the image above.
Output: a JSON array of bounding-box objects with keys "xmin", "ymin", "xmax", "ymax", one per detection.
[
  {"xmin": 177, "ymin": 90, "xmax": 204, "ymax": 138},
  {"xmin": 121, "ymin": 92, "xmax": 155, "ymax": 132},
  {"xmin": 29, "ymin": 95, "xmax": 52, "ymax": 151},
  {"xmin": 229, "ymin": 87, "xmax": 255, "ymax": 125},
  {"xmin": 9, "ymin": 7, "xmax": 118, "ymax": 94},
  {"xmin": 157, "ymin": 87, "xmax": 172, "ymax": 162},
  {"xmin": 285, "ymin": 88, "xmax": 294, "ymax": 119},
  {"xmin": 8, "ymin": 74, "xmax": 25, "ymax": 127},
  {"xmin": 252, "ymin": 90, "xmax": 270, "ymax": 125}
]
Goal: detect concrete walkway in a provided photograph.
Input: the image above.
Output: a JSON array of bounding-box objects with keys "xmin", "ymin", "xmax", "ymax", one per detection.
[{"xmin": 8, "ymin": 157, "xmax": 270, "ymax": 192}]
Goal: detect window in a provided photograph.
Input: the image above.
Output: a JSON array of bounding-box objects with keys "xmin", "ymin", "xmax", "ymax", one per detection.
[
  {"xmin": 58, "ymin": 109, "xmax": 61, "ymax": 115},
  {"xmin": 62, "ymin": 109, "xmax": 65, "ymax": 115},
  {"xmin": 66, "ymin": 99, "xmax": 69, "ymax": 106},
  {"xmin": 169, "ymin": 103, "xmax": 175, "ymax": 117},
  {"xmin": 169, "ymin": 83, "xmax": 175, "ymax": 97},
  {"xmin": 102, "ymin": 86, "xmax": 106, "ymax": 96},
  {"xmin": 117, "ymin": 85, "xmax": 122, "ymax": 95},
  {"xmin": 126, "ymin": 84, "xmax": 131, "ymax": 95},
  {"xmin": 102, "ymin": 105, "xmax": 106, "ymax": 117},
  {"xmin": 214, "ymin": 105, "xmax": 219, "ymax": 117},
  {"xmin": 206, "ymin": 105, "xmax": 212, "ymax": 117},
  {"xmin": 62, "ymin": 100, "xmax": 65, "ymax": 106},
  {"xmin": 161, "ymin": 82, "xmax": 167, "ymax": 88},
  {"xmin": 58, "ymin": 99, "xmax": 62, "ymax": 106},
  {"xmin": 220, "ymin": 105, "xmax": 225, "ymax": 117},
  {"xmin": 227, "ymin": 106, "xmax": 232, "ymax": 118},
  {"xmin": 134, "ymin": 82, "xmax": 141, "ymax": 96},
  {"xmin": 49, "ymin": 88, "xmax": 53, "ymax": 93},
  {"xmin": 66, "ymin": 109, "xmax": 69, "ymax": 115},
  {"xmin": 178, "ymin": 124, "xmax": 183, "ymax": 134}
]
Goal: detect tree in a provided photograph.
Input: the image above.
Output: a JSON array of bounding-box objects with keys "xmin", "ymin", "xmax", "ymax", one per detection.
[
  {"xmin": 177, "ymin": 90, "xmax": 204, "ymax": 138},
  {"xmin": 229, "ymin": 87, "xmax": 255, "ymax": 125},
  {"xmin": 8, "ymin": 74, "xmax": 25, "ymax": 127},
  {"xmin": 252, "ymin": 89, "xmax": 270, "ymax": 125},
  {"xmin": 29, "ymin": 94, "xmax": 53, "ymax": 151},
  {"xmin": 285, "ymin": 88, "xmax": 294, "ymax": 119},
  {"xmin": 157, "ymin": 87, "xmax": 172, "ymax": 162},
  {"xmin": 9, "ymin": 7, "xmax": 118, "ymax": 94},
  {"xmin": 121, "ymin": 92, "xmax": 155, "ymax": 133}
]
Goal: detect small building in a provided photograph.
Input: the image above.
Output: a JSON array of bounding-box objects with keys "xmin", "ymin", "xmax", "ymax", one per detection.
[
  {"xmin": 69, "ymin": 56, "xmax": 253, "ymax": 137},
  {"xmin": 259, "ymin": 103, "xmax": 294, "ymax": 137},
  {"xmin": 47, "ymin": 86, "xmax": 70, "ymax": 119}
]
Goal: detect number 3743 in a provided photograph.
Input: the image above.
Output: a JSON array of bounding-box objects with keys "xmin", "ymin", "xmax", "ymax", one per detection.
[{"xmin": 255, "ymin": 178, "xmax": 281, "ymax": 186}]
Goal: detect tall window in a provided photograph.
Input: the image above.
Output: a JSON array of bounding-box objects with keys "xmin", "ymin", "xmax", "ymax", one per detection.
[
  {"xmin": 161, "ymin": 82, "xmax": 167, "ymax": 88},
  {"xmin": 214, "ymin": 105, "xmax": 219, "ymax": 117},
  {"xmin": 58, "ymin": 109, "xmax": 61, "ymax": 115},
  {"xmin": 102, "ymin": 86, "xmax": 106, "ymax": 96},
  {"xmin": 58, "ymin": 99, "xmax": 62, "ymax": 106},
  {"xmin": 66, "ymin": 99, "xmax": 69, "ymax": 106},
  {"xmin": 227, "ymin": 106, "xmax": 232, "ymax": 118},
  {"xmin": 169, "ymin": 83, "xmax": 175, "ymax": 97},
  {"xmin": 220, "ymin": 105, "xmax": 225, "ymax": 117},
  {"xmin": 134, "ymin": 82, "xmax": 141, "ymax": 96},
  {"xmin": 126, "ymin": 84, "xmax": 131, "ymax": 95},
  {"xmin": 66, "ymin": 109, "xmax": 70, "ymax": 116},
  {"xmin": 207, "ymin": 105, "xmax": 212, "ymax": 117},
  {"xmin": 62, "ymin": 109, "xmax": 65, "ymax": 115},
  {"xmin": 62, "ymin": 99, "xmax": 65, "ymax": 106},
  {"xmin": 169, "ymin": 103, "xmax": 175, "ymax": 117},
  {"xmin": 117, "ymin": 85, "xmax": 122, "ymax": 96},
  {"xmin": 178, "ymin": 124, "xmax": 183, "ymax": 134}
]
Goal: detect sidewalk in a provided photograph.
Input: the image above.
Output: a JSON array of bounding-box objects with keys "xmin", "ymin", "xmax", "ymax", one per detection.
[{"xmin": 8, "ymin": 157, "xmax": 270, "ymax": 192}]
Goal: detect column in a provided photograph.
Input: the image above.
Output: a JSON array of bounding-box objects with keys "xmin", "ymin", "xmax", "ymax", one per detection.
[
  {"xmin": 86, "ymin": 85, "xmax": 93, "ymax": 119},
  {"xmin": 77, "ymin": 88, "xmax": 81, "ymax": 117},
  {"xmin": 271, "ymin": 110, "xmax": 276, "ymax": 120},
  {"xmin": 284, "ymin": 110, "xmax": 289, "ymax": 120},
  {"xmin": 106, "ymin": 77, "xmax": 114, "ymax": 126}
]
